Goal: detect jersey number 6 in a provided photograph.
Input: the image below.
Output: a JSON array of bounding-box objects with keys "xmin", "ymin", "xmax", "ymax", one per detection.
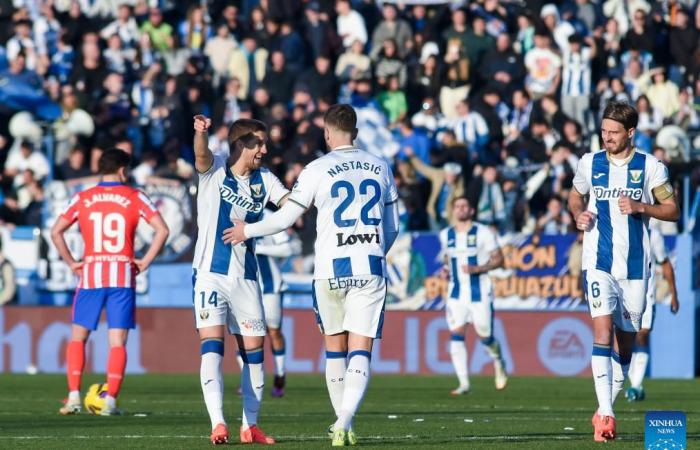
[{"xmin": 331, "ymin": 179, "xmax": 382, "ymax": 227}]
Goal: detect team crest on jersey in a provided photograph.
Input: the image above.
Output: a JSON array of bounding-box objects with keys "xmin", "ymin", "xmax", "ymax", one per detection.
[
  {"xmin": 250, "ymin": 183, "xmax": 263, "ymax": 199},
  {"xmin": 467, "ymin": 235, "xmax": 477, "ymax": 246},
  {"xmin": 629, "ymin": 170, "xmax": 643, "ymax": 184},
  {"xmin": 199, "ymin": 310, "xmax": 210, "ymax": 320},
  {"xmin": 591, "ymin": 298, "xmax": 601, "ymax": 309}
]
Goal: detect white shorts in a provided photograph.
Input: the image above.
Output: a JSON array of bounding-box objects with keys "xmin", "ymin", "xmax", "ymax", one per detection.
[
  {"xmin": 446, "ymin": 298, "xmax": 494, "ymax": 337},
  {"xmin": 263, "ymin": 293, "xmax": 282, "ymax": 329},
  {"xmin": 312, "ymin": 276, "xmax": 387, "ymax": 338},
  {"xmin": 641, "ymin": 271, "xmax": 656, "ymax": 330},
  {"xmin": 192, "ymin": 270, "xmax": 266, "ymax": 336},
  {"xmin": 584, "ymin": 269, "xmax": 647, "ymax": 332}
]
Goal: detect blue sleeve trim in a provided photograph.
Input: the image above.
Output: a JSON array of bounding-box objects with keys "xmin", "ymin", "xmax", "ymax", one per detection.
[
  {"xmin": 326, "ymin": 351, "xmax": 348, "ymax": 359},
  {"xmin": 348, "ymin": 350, "xmax": 371, "ymax": 361}
]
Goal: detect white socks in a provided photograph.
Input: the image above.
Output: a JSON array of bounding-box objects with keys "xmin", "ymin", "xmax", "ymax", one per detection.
[
  {"xmin": 200, "ymin": 339, "xmax": 225, "ymax": 428},
  {"xmin": 629, "ymin": 346, "xmax": 649, "ymax": 389},
  {"xmin": 273, "ymin": 347, "xmax": 285, "ymax": 377},
  {"xmin": 334, "ymin": 351, "xmax": 371, "ymax": 432},
  {"xmin": 325, "ymin": 351, "xmax": 347, "ymax": 417},
  {"xmin": 68, "ymin": 390, "xmax": 80, "ymax": 402},
  {"xmin": 240, "ymin": 348, "xmax": 265, "ymax": 428},
  {"xmin": 449, "ymin": 334, "xmax": 469, "ymax": 388},
  {"xmin": 611, "ymin": 351, "xmax": 630, "ymax": 404},
  {"xmin": 105, "ymin": 395, "xmax": 117, "ymax": 409},
  {"xmin": 591, "ymin": 344, "xmax": 613, "ymax": 417}
]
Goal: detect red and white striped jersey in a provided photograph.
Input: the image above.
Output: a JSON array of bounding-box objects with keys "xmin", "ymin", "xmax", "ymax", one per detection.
[{"xmin": 60, "ymin": 182, "xmax": 159, "ymax": 289}]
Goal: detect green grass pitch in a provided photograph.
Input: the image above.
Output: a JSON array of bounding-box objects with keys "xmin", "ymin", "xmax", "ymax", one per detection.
[{"xmin": 1, "ymin": 373, "xmax": 697, "ymax": 449}]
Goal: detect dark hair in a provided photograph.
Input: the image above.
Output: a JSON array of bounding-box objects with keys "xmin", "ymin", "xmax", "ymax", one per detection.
[
  {"xmin": 98, "ymin": 148, "xmax": 131, "ymax": 175},
  {"xmin": 228, "ymin": 118, "xmax": 267, "ymax": 148},
  {"xmin": 324, "ymin": 104, "xmax": 357, "ymax": 133},
  {"xmin": 451, "ymin": 195, "xmax": 470, "ymax": 207},
  {"xmin": 602, "ymin": 101, "xmax": 638, "ymax": 130}
]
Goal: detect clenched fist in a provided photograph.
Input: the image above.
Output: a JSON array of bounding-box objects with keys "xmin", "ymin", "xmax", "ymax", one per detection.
[
  {"xmin": 576, "ymin": 211, "xmax": 597, "ymax": 231},
  {"xmin": 193, "ymin": 114, "xmax": 211, "ymax": 133}
]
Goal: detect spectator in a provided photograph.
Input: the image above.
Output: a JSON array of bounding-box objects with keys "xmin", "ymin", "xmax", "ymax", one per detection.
[
  {"xmin": 204, "ymin": 24, "xmax": 238, "ymax": 85},
  {"xmin": 540, "ymin": 3, "xmax": 575, "ymax": 52},
  {"xmin": 560, "ymin": 34, "xmax": 596, "ymax": 132},
  {"xmin": 374, "ymin": 38, "xmax": 407, "ymax": 89},
  {"xmin": 103, "ymin": 33, "xmax": 134, "ymax": 75},
  {"xmin": 644, "ymin": 67, "xmax": 680, "ymax": 118},
  {"xmin": 56, "ymin": 146, "xmax": 92, "ymax": 180},
  {"xmin": 303, "ymin": 3, "xmax": 337, "ymax": 62},
  {"xmin": 467, "ymin": 165, "xmax": 506, "ymax": 227},
  {"xmin": 100, "ymin": 4, "xmax": 139, "ymax": 49},
  {"xmin": 524, "ymin": 32, "xmax": 562, "ymax": 100},
  {"xmin": 0, "ymin": 236, "xmax": 16, "ymax": 305},
  {"xmin": 478, "ymin": 33, "xmax": 524, "ymax": 96},
  {"xmin": 462, "ymin": 16, "xmax": 495, "ymax": 69},
  {"xmin": 132, "ymin": 152, "xmax": 159, "ymax": 185},
  {"xmin": 439, "ymin": 39, "xmax": 471, "ymax": 120},
  {"xmin": 636, "ymin": 94, "xmax": 664, "ymax": 134},
  {"xmin": 409, "ymin": 54, "xmax": 441, "ymax": 112},
  {"xmin": 226, "ymin": 36, "xmax": 268, "ymax": 100},
  {"xmin": 6, "ymin": 19, "xmax": 39, "ymax": 71},
  {"xmin": 397, "ymin": 119, "xmax": 430, "ymax": 166},
  {"xmin": 140, "ymin": 7, "xmax": 174, "ymax": 52},
  {"xmin": 515, "ymin": 12, "xmax": 536, "ymax": 55},
  {"xmin": 536, "ymin": 196, "xmax": 573, "ymax": 234},
  {"xmin": 506, "ymin": 89, "xmax": 533, "ymax": 144},
  {"xmin": 537, "ymin": 94, "xmax": 571, "ymax": 137},
  {"xmin": 335, "ymin": 39, "xmax": 371, "ymax": 83},
  {"xmin": 405, "ymin": 146, "xmax": 465, "ymax": 229},
  {"xmin": 673, "ymin": 87, "xmax": 700, "ymax": 130},
  {"xmin": 576, "ymin": 0, "xmax": 599, "ymax": 33},
  {"xmin": 296, "ymin": 56, "xmax": 338, "ymax": 101},
  {"xmin": 370, "ymin": 3, "xmax": 413, "ymax": 59},
  {"xmin": 14, "ymin": 169, "xmax": 44, "ymax": 226},
  {"xmin": 179, "ymin": 5, "xmax": 211, "ymax": 52},
  {"xmin": 336, "ymin": 0, "xmax": 368, "ymax": 50},
  {"xmin": 4, "ymin": 141, "xmax": 50, "ymax": 188},
  {"xmin": 669, "ymin": 8, "xmax": 699, "ymax": 84},
  {"xmin": 622, "ymin": 9, "xmax": 656, "ymax": 55},
  {"xmin": 442, "ymin": 8, "xmax": 469, "ymax": 51},
  {"xmin": 378, "ymin": 75, "xmax": 408, "ymax": 125},
  {"xmin": 452, "ymin": 99, "xmax": 489, "ymax": 163},
  {"xmin": 603, "ymin": 0, "xmax": 650, "ymax": 35},
  {"xmin": 411, "ymin": 97, "xmax": 446, "ymax": 138},
  {"xmin": 263, "ymin": 51, "xmax": 296, "ymax": 105}
]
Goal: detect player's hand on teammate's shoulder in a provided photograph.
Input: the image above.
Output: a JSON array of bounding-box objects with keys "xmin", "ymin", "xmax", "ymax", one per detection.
[
  {"xmin": 69, "ymin": 261, "xmax": 84, "ymax": 276},
  {"xmin": 222, "ymin": 219, "xmax": 247, "ymax": 245},
  {"xmin": 618, "ymin": 194, "xmax": 641, "ymax": 215},
  {"xmin": 193, "ymin": 115, "xmax": 212, "ymax": 133}
]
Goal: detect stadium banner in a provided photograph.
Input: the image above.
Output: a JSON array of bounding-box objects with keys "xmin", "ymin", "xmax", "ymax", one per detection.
[{"xmin": 0, "ymin": 307, "xmax": 690, "ymax": 378}]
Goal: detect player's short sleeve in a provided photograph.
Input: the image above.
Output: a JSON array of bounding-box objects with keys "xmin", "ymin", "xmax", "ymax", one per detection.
[
  {"xmin": 649, "ymin": 229, "xmax": 668, "ymax": 264},
  {"xmin": 60, "ymin": 193, "xmax": 81, "ymax": 223},
  {"xmin": 384, "ymin": 163, "xmax": 399, "ymax": 205},
  {"xmin": 287, "ymin": 165, "xmax": 317, "ymax": 209},
  {"xmin": 437, "ymin": 228, "xmax": 449, "ymax": 261},
  {"xmin": 572, "ymin": 154, "xmax": 591, "ymax": 195},
  {"xmin": 135, "ymin": 190, "xmax": 159, "ymax": 222},
  {"xmin": 264, "ymin": 171, "xmax": 290, "ymax": 207},
  {"xmin": 199, "ymin": 154, "xmax": 226, "ymax": 180},
  {"xmin": 647, "ymin": 158, "xmax": 673, "ymax": 201},
  {"xmin": 480, "ymin": 225, "xmax": 500, "ymax": 254}
]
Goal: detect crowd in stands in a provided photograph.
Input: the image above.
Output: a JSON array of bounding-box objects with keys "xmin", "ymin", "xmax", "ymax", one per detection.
[{"xmin": 0, "ymin": 0, "xmax": 699, "ymax": 247}]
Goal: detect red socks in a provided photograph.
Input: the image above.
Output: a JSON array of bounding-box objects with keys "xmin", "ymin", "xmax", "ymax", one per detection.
[
  {"xmin": 107, "ymin": 346, "xmax": 127, "ymax": 398},
  {"xmin": 66, "ymin": 340, "xmax": 85, "ymax": 392}
]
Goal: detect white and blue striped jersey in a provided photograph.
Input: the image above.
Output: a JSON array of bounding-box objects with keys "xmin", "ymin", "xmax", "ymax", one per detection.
[
  {"xmin": 287, "ymin": 146, "xmax": 398, "ymax": 280},
  {"xmin": 561, "ymin": 47, "xmax": 592, "ymax": 97},
  {"xmin": 193, "ymin": 155, "xmax": 288, "ymax": 279},
  {"xmin": 256, "ymin": 228, "xmax": 301, "ymax": 294},
  {"xmin": 573, "ymin": 150, "xmax": 671, "ymax": 281},
  {"xmin": 439, "ymin": 222, "xmax": 499, "ymax": 302}
]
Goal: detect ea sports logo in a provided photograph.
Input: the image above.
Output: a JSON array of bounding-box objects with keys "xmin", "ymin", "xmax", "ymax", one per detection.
[{"xmin": 537, "ymin": 317, "xmax": 593, "ymax": 375}]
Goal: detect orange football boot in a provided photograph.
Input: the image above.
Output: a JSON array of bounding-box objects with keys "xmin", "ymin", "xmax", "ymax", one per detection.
[
  {"xmin": 210, "ymin": 423, "xmax": 229, "ymax": 445},
  {"xmin": 240, "ymin": 425, "xmax": 275, "ymax": 444}
]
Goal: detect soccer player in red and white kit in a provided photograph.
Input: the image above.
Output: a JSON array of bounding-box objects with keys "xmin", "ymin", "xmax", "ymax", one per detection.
[{"xmin": 51, "ymin": 148, "xmax": 169, "ymax": 416}]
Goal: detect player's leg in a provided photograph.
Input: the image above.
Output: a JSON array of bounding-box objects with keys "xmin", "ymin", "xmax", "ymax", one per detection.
[
  {"xmin": 263, "ymin": 293, "xmax": 286, "ymax": 397},
  {"xmin": 611, "ymin": 279, "xmax": 645, "ymax": 405},
  {"xmin": 448, "ymin": 324, "xmax": 470, "ymax": 395},
  {"xmin": 628, "ymin": 328, "xmax": 650, "ymax": 399},
  {"xmin": 60, "ymin": 288, "xmax": 104, "ymax": 415},
  {"xmin": 332, "ymin": 275, "xmax": 386, "ymax": 444},
  {"xmin": 586, "ymin": 270, "xmax": 617, "ymax": 441},
  {"xmin": 231, "ymin": 278, "xmax": 274, "ymax": 445},
  {"xmin": 446, "ymin": 297, "xmax": 470, "ymax": 394},
  {"xmin": 101, "ymin": 287, "xmax": 137, "ymax": 415},
  {"xmin": 472, "ymin": 302, "xmax": 507, "ymax": 390},
  {"xmin": 313, "ymin": 280, "xmax": 349, "ymax": 424},
  {"xmin": 193, "ymin": 272, "xmax": 230, "ymax": 443}
]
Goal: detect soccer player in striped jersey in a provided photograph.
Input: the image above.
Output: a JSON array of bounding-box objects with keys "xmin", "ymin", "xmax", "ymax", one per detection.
[
  {"xmin": 569, "ymin": 101, "xmax": 679, "ymax": 442},
  {"xmin": 439, "ymin": 196, "xmax": 507, "ymax": 396},
  {"xmin": 192, "ymin": 115, "xmax": 288, "ymax": 445},
  {"xmin": 223, "ymin": 104, "xmax": 400, "ymax": 447},
  {"xmin": 51, "ymin": 148, "xmax": 169, "ymax": 416},
  {"xmin": 626, "ymin": 226, "xmax": 679, "ymax": 401},
  {"xmin": 256, "ymin": 224, "xmax": 301, "ymax": 397}
]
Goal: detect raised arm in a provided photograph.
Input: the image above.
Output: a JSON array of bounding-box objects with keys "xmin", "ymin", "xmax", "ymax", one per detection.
[{"xmin": 193, "ymin": 115, "xmax": 214, "ymax": 174}]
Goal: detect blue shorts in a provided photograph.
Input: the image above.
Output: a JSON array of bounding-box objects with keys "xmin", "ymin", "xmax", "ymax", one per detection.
[{"xmin": 72, "ymin": 288, "xmax": 136, "ymax": 330}]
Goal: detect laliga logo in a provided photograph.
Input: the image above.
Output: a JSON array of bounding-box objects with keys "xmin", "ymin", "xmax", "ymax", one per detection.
[
  {"xmin": 592, "ymin": 187, "xmax": 643, "ymax": 201},
  {"xmin": 537, "ymin": 317, "xmax": 593, "ymax": 375}
]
